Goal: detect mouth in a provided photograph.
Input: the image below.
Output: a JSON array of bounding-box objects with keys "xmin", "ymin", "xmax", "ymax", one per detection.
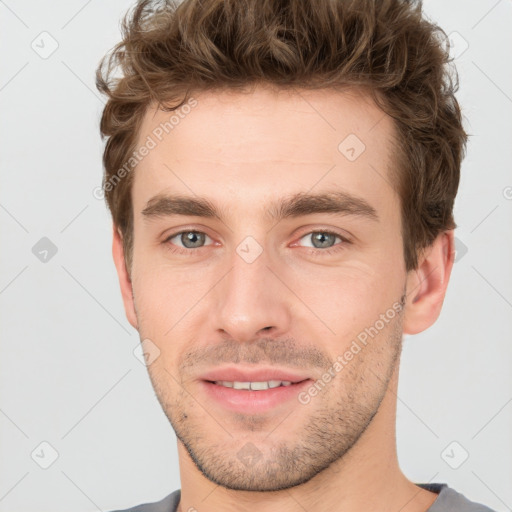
[
  {"xmin": 199, "ymin": 367, "xmax": 312, "ymax": 414},
  {"xmin": 200, "ymin": 367, "xmax": 310, "ymax": 385},
  {"xmin": 207, "ymin": 379, "xmax": 299, "ymax": 390}
]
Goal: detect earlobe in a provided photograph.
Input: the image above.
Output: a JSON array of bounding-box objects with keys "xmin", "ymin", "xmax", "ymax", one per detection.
[
  {"xmin": 112, "ymin": 225, "xmax": 138, "ymax": 330},
  {"xmin": 402, "ymin": 230, "xmax": 455, "ymax": 335}
]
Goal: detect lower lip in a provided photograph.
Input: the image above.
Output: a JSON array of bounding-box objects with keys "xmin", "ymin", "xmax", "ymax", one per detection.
[{"xmin": 200, "ymin": 380, "xmax": 312, "ymax": 414}]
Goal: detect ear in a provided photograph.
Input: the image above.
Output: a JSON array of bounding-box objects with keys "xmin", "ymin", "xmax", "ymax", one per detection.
[
  {"xmin": 112, "ymin": 225, "xmax": 138, "ymax": 330},
  {"xmin": 402, "ymin": 230, "xmax": 455, "ymax": 335}
]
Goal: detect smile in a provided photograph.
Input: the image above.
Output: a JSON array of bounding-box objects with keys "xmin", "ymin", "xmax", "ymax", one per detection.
[{"xmin": 212, "ymin": 380, "xmax": 293, "ymax": 390}]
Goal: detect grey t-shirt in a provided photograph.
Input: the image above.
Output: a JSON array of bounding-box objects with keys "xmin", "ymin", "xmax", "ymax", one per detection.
[{"xmin": 110, "ymin": 483, "xmax": 497, "ymax": 511}]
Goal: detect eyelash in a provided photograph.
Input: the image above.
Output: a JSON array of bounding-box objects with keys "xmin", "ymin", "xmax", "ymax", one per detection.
[{"xmin": 162, "ymin": 229, "xmax": 351, "ymax": 257}]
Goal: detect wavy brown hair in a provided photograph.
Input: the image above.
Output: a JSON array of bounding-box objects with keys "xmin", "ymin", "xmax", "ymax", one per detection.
[{"xmin": 96, "ymin": 0, "xmax": 467, "ymax": 272}]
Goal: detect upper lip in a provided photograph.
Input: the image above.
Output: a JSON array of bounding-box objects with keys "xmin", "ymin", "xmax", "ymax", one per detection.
[{"xmin": 200, "ymin": 366, "xmax": 311, "ymax": 384}]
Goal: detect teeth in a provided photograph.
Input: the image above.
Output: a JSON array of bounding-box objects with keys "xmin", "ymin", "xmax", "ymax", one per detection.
[
  {"xmin": 214, "ymin": 380, "xmax": 294, "ymax": 390},
  {"xmin": 250, "ymin": 381, "xmax": 268, "ymax": 390}
]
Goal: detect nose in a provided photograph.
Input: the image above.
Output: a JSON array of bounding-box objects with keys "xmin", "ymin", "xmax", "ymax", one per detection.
[{"xmin": 212, "ymin": 243, "xmax": 292, "ymax": 343}]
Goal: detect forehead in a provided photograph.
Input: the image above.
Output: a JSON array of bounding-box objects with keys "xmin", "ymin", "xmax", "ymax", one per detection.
[{"xmin": 132, "ymin": 86, "xmax": 399, "ymax": 218}]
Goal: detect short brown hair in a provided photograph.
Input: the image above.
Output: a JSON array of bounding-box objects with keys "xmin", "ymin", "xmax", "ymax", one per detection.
[{"xmin": 96, "ymin": 0, "xmax": 467, "ymax": 272}]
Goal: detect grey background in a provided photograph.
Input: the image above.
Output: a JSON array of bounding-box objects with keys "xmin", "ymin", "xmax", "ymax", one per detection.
[{"xmin": 0, "ymin": 1, "xmax": 511, "ymax": 511}]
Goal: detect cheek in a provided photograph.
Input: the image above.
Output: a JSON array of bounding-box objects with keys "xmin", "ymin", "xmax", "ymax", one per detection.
[
  {"xmin": 130, "ymin": 263, "xmax": 174, "ymax": 333},
  {"xmin": 130, "ymin": 256, "xmax": 214, "ymax": 353},
  {"xmin": 293, "ymin": 260, "xmax": 403, "ymax": 337}
]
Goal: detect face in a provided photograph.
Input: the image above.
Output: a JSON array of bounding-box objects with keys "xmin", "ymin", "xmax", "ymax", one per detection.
[{"xmin": 118, "ymin": 86, "xmax": 413, "ymax": 491}]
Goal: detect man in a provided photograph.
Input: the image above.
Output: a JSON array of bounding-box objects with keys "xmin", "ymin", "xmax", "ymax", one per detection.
[{"xmin": 96, "ymin": 0, "xmax": 496, "ymax": 510}]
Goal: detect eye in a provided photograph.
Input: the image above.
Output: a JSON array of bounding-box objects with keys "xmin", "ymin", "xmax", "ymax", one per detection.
[
  {"xmin": 297, "ymin": 230, "xmax": 345, "ymax": 249},
  {"xmin": 164, "ymin": 230, "xmax": 213, "ymax": 252},
  {"xmin": 162, "ymin": 229, "xmax": 350, "ymax": 257}
]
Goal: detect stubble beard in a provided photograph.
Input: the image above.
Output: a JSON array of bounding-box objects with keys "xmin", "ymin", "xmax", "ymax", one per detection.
[{"xmin": 144, "ymin": 312, "xmax": 404, "ymax": 492}]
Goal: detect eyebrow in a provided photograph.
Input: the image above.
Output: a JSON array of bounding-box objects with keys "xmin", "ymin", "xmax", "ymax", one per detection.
[{"xmin": 141, "ymin": 191, "xmax": 379, "ymax": 223}]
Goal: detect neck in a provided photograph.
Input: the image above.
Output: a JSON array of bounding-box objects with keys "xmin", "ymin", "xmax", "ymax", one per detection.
[{"xmin": 176, "ymin": 364, "xmax": 438, "ymax": 512}]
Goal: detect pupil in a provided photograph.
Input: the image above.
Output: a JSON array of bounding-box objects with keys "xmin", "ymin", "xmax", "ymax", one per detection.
[
  {"xmin": 313, "ymin": 232, "xmax": 334, "ymax": 248},
  {"xmin": 182, "ymin": 231, "xmax": 204, "ymax": 248}
]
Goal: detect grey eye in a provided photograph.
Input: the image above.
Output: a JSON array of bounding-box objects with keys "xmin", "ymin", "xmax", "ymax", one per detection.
[
  {"xmin": 170, "ymin": 231, "xmax": 211, "ymax": 249},
  {"xmin": 299, "ymin": 232, "xmax": 340, "ymax": 249}
]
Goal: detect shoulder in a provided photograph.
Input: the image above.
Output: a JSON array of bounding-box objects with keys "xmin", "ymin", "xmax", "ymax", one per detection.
[
  {"xmin": 418, "ymin": 483, "xmax": 497, "ymax": 512},
  {"xmin": 108, "ymin": 489, "xmax": 181, "ymax": 512}
]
